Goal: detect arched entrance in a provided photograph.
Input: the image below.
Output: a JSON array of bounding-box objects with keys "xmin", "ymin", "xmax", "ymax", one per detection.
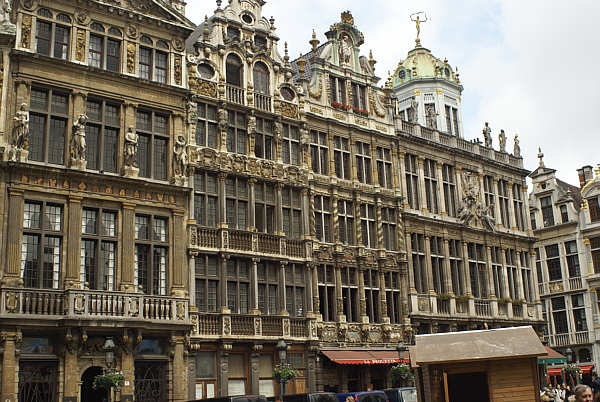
[{"xmin": 81, "ymin": 366, "xmax": 109, "ymax": 402}]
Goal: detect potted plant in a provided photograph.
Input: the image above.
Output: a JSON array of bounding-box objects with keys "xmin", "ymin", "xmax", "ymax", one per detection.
[
  {"xmin": 512, "ymin": 298, "xmax": 525, "ymax": 306},
  {"xmin": 93, "ymin": 371, "xmax": 125, "ymax": 390},
  {"xmin": 390, "ymin": 363, "xmax": 413, "ymax": 386},
  {"xmin": 455, "ymin": 295, "xmax": 471, "ymax": 303},
  {"xmin": 436, "ymin": 293, "xmax": 453, "ymax": 301},
  {"xmin": 273, "ymin": 366, "xmax": 297, "ymax": 382},
  {"xmin": 497, "ymin": 297, "xmax": 512, "ymax": 305}
]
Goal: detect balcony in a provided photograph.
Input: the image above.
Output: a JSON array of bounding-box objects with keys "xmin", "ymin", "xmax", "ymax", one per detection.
[
  {"xmin": 474, "ymin": 299, "xmax": 491, "ymax": 316},
  {"xmin": 436, "ymin": 298, "xmax": 450, "ymax": 315},
  {"xmin": 254, "ymin": 93, "xmax": 272, "ymax": 112},
  {"xmin": 0, "ymin": 288, "xmax": 189, "ymax": 324},
  {"xmin": 539, "ymin": 277, "xmax": 585, "ymax": 296},
  {"xmin": 546, "ymin": 331, "xmax": 590, "ymax": 347},
  {"xmin": 189, "ymin": 226, "xmax": 309, "ymax": 260},
  {"xmin": 226, "ymin": 85, "xmax": 245, "ymax": 105}
]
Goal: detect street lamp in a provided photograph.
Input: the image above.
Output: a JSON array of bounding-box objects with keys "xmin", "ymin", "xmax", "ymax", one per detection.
[
  {"xmin": 566, "ymin": 347, "xmax": 573, "ymax": 364},
  {"xmin": 276, "ymin": 340, "xmax": 288, "ymax": 402},
  {"xmin": 396, "ymin": 341, "xmax": 408, "ymax": 360},
  {"xmin": 103, "ymin": 337, "xmax": 116, "ymax": 369}
]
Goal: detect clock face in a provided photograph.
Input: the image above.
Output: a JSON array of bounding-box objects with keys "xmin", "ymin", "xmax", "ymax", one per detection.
[
  {"xmin": 398, "ymin": 70, "xmax": 406, "ymax": 79},
  {"xmin": 444, "ymin": 68, "xmax": 450, "ymax": 78}
]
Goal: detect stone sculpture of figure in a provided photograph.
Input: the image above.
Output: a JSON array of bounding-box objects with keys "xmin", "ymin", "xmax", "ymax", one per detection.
[
  {"xmin": 1, "ymin": 0, "xmax": 11, "ymax": 24},
  {"xmin": 476, "ymin": 203, "xmax": 496, "ymax": 232},
  {"xmin": 457, "ymin": 173, "xmax": 478, "ymax": 226},
  {"xmin": 498, "ymin": 129, "xmax": 507, "ymax": 153},
  {"xmin": 410, "ymin": 97, "xmax": 418, "ymax": 123},
  {"xmin": 13, "ymin": 103, "xmax": 29, "ymax": 150},
  {"xmin": 482, "ymin": 122, "xmax": 492, "ymax": 148},
  {"xmin": 338, "ymin": 33, "xmax": 353, "ymax": 67},
  {"xmin": 124, "ymin": 126, "xmax": 139, "ymax": 168},
  {"xmin": 71, "ymin": 114, "xmax": 88, "ymax": 161},
  {"xmin": 425, "ymin": 104, "xmax": 437, "ymax": 129},
  {"xmin": 513, "ymin": 134, "xmax": 521, "ymax": 158},
  {"xmin": 173, "ymin": 134, "xmax": 188, "ymax": 177}
]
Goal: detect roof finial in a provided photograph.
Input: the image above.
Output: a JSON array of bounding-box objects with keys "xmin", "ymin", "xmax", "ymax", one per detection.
[
  {"xmin": 309, "ymin": 29, "xmax": 320, "ymax": 53},
  {"xmin": 410, "ymin": 12, "xmax": 428, "ymax": 48},
  {"xmin": 538, "ymin": 147, "xmax": 545, "ymax": 168},
  {"xmin": 284, "ymin": 42, "xmax": 289, "ymax": 62},
  {"xmin": 216, "ymin": 0, "xmax": 222, "ymax": 9},
  {"xmin": 297, "ymin": 53, "xmax": 306, "ymax": 75},
  {"xmin": 368, "ymin": 50, "xmax": 376, "ymax": 72}
]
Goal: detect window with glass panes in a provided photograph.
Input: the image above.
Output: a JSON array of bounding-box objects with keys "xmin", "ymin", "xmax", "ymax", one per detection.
[
  {"xmin": 195, "ymin": 254, "xmax": 219, "ymax": 312},
  {"xmin": 545, "ymin": 244, "xmax": 562, "ymax": 281},
  {"xmin": 258, "ymin": 261, "xmax": 278, "ymax": 314},
  {"xmin": 360, "ymin": 203, "xmax": 376, "ymax": 248},
  {"xmin": 483, "ymin": 176, "xmax": 496, "ymax": 219},
  {"xmin": 452, "ymin": 107, "xmax": 459, "ymax": 136},
  {"xmin": 89, "ymin": 23, "xmax": 122, "ymax": 72},
  {"xmin": 255, "ymin": 181, "xmax": 276, "ymax": 233},
  {"xmin": 444, "ymin": 105, "xmax": 452, "ymax": 134},
  {"xmin": 513, "ymin": 184, "xmax": 525, "ymax": 230},
  {"xmin": 565, "ymin": 241, "xmax": 580, "ymax": 278},
  {"xmin": 491, "ymin": 246, "xmax": 504, "ymax": 298},
  {"xmin": 136, "ymin": 110, "xmax": 169, "ymax": 180},
  {"xmin": 572, "ymin": 294, "xmax": 587, "ymax": 332},
  {"xmin": 589, "ymin": 197, "xmax": 600, "ymax": 223},
  {"xmin": 317, "ymin": 265, "xmax": 336, "ymax": 321},
  {"xmin": 255, "ymin": 118, "xmax": 274, "ymax": 160},
  {"xmin": 282, "ymin": 123, "xmax": 300, "ymax": 165},
  {"xmin": 282, "ymin": 187, "xmax": 302, "ymax": 239},
  {"xmin": 541, "ymin": 196, "xmax": 555, "ymax": 227},
  {"xmin": 194, "ymin": 171, "xmax": 218, "ymax": 226},
  {"xmin": 259, "ymin": 354, "xmax": 275, "ymax": 397},
  {"xmin": 80, "ymin": 208, "xmax": 117, "ymax": 291},
  {"xmin": 341, "ymin": 267, "xmax": 358, "ymax": 322},
  {"xmin": 535, "ymin": 248, "xmax": 544, "ymax": 284},
  {"xmin": 442, "ymin": 165, "xmax": 457, "ymax": 217},
  {"xmin": 227, "ymin": 258, "xmax": 250, "ymax": 314},
  {"xmin": 330, "ymin": 76, "xmax": 346, "ymax": 104},
  {"xmin": 351, "ymin": 82, "xmax": 367, "ymax": 111},
  {"xmin": 21, "ymin": 201, "xmax": 63, "ymax": 289},
  {"xmin": 411, "ymin": 233, "xmax": 426, "ymax": 294},
  {"xmin": 225, "ymin": 176, "xmax": 248, "ymax": 230},
  {"xmin": 423, "ymin": 159, "xmax": 439, "ymax": 213},
  {"xmin": 590, "ymin": 237, "xmax": 600, "ymax": 274},
  {"xmin": 314, "ymin": 195, "xmax": 331, "ymax": 243},
  {"xmin": 405, "ymin": 154, "xmax": 420, "ymax": 209},
  {"xmin": 334, "ymin": 136, "xmax": 351, "ymax": 180},
  {"xmin": 355, "ymin": 141, "xmax": 372, "ymax": 184},
  {"xmin": 364, "ymin": 268, "xmax": 380, "ymax": 323},
  {"xmin": 286, "ymin": 352, "xmax": 306, "ymax": 395},
  {"xmin": 498, "ymin": 180, "xmax": 510, "ymax": 227},
  {"xmin": 382, "ymin": 207, "xmax": 396, "ymax": 251},
  {"xmin": 449, "ymin": 240, "xmax": 463, "ymax": 295},
  {"xmin": 310, "ymin": 130, "xmax": 329, "ymax": 175},
  {"xmin": 444, "ymin": 105, "xmax": 459, "ymax": 136},
  {"xmin": 376, "ymin": 147, "xmax": 393, "ymax": 188},
  {"xmin": 385, "ymin": 271, "xmax": 402, "ymax": 324},
  {"xmin": 253, "ymin": 62, "xmax": 269, "ymax": 95},
  {"xmin": 195, "ymin": 351, "xmax": 217, "ymax": 400},
  {"xmin": 468, "ymin": 243, "xmax": 488, "ymax": 299},
  {"xmin": 430, "ymin": 237, "xmax": 445, "ymax": 294},
  {"xmin": 337, "ymin": 199, "xmax": 354, "ymax": 245},
  {"xmin": 227, "ymin": 110, "xmax": 247, "ymax": 154},
  {"xmin": 520, "ymin": 252, "xmax": 533, "ymax": 302},
  {"xmin": 285, "ymin": 264, "xmax": 305, "ymax": 317},
  {"xmin": 227, "ymin": 354, "xmax": 247, "ymax": 395},
  {"xmin": 35, "ymin": 10, "xmax": 70, "ymax": 59},
  {"xmin": 196, "ymin": 102, "xmax": 218, "ymax": 148},
  {"xmin": 530, "ymin": 212, "xmax": 537, "ymax": 230},
  {"xmin": 86, "ymin": 99, "xmax": 120, "ymax": 172},
  {"xmin": 506, "ymin": 249, "xmax": 519, "ymax": 299},
  {"xmin": 560, "ymin": 205, "xmax": 569, "ymax": 223},
  {"xmin": 29, "ymin": 87, "xmax": 68, "ymax": 165},
  {"xmin": 551, "ymin": 296, "xmax": 568, "ymax": 334},
  {"xmin": 139, "ymin": 36, "xmax": 169, "ymax": 84},
  {"xmin": 134, "ymin": 215, "xmax": 168, "ymax": 295}
]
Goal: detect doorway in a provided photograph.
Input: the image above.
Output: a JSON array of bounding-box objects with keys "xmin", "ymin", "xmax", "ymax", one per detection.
[
  {"xmin": 446, "ymin": 372, "xmax": 489, "ymax": 402},
  {"xmin": 81, "ymin": 366, "xmax": 109, "ymax": 402}
]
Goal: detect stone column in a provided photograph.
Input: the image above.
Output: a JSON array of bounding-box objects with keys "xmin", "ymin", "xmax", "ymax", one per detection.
[
  {"xmin": 170, "ymin": 336, "xmax": 187, "ymax": 401},
  {"xmin": 219, "ymin": 345, "xmax": 231, "ymax": 397},
  {"xmin": 311, "ymin": 264, "xmax": 320, "ymax": 315},
  {"xmin": 369, "ymin": 139, "xmax": 377, "ymax": 186},
  {"xmin": 455, "ymin": 167, "xmax": 464, "ymax": 203},
  {"xmin": 391, "ymin": 146, "xmax": 401, "ymax": 190},
  {"xmin": 486, "ymin": 246, "xmax": 496, "ymax": 298},
  {"xmin": 417, "ymin": 157, "xmax": 427, "ymax": 213},
  {"xmin": 171, "ymin": 209, "xmax": 186, "ymax": 297},
  {"xmin": 279, "ymin": 261, "xmax": 288, "ymax": 315},
  {"xmin": 442, "ymin": 239, "xmax": 453, "ymax": 294},
  {"xmin": 302, "ymin": 189, "xmax": 311, "ymax": 239},
  {"xmin": 406, "ymin": 233, "xmax": 417, "ymax": 294},
  {"xmin": 331, "ymin": 191, "xmax": 339, "ymax": 243},
  {"xmin": 0, "ymin": 331, "xmax": 18, "ymax": 401},
  {"xmin": 63, "ymin": 334, "xmax": 80, "ymax": 400},
  {"xmin": 424, "ymin": 235, "xmax": 435, "ymax": 294},
  {"xmin": 220, "ymin": 254, "xmax": 230, "ymax": 313},
  {"xmin": 507, "ymin": 181, "xmax": 518, "ymax": 230},
  {"xmin": 335, "ymin": 265, "xmax": 344, "ymax": 320},
  {"xmin": 500, "ymin": 248, "xmax": 510, "ymax": 298},
  {"xmin": 516, "ymin": 251, "xmax": 526, "ymax": 300},
  {"xmin": 306, "ymin": 347, "xmax": 318, "ymax": 392},
  {"xmin": 397, "ymin": 151, "xmax": 409, "ymax": 208},
  {"xmin": 65, "ymin": 196, "xmax": 83, "ymax": 289},
  {"xmin": 3, "ymin": 188, "xmax": 24, "ymax": 285},
  {"xmin": 250, "ymin": 346, "xmax": 261, "ymax": 394},
  {"xmin": 327, "ymin": 129, "xmax": 335, "ymax": 177},
  {"xmin": 120, "ymin": 332, "xmax": 136, "ymax": 401},
  {"xmin": 120, "ymin": 202, "xmax": 136, "ymax": 292},
  {"xmin": 379, "ymin": 268, "xmax": 388, "ymax": 321},
  {"xmin": 218, "ymin": 173, "xmax": 227, "ymax": 228},
  {"xmin": 276, "ymin": 183, "xmax": 284, "ymax": 235},
  {"xmin": 305, "ymin": 263, "xmax": 314, "ymax": 315},
  {"xmin": 436, "ymin": 163, "xmax": 446, "ymax": 215},
  {"xmin": 462, "ymin": 242, "xmax": 472, "ymax": 296},
  {"xmin": 358, "ymin": 266, "xmax": 368, "ymax": 322},
  {"xmin": 250, "ymin": 258, "xmax": 260, "ymax": 314},
  {"xmin": 353, "ymin": 191, "xmax": 362, "ymax": 246},
  {"xmin": 375, "ymin": 198, "xmax": 384, "ymax": 250},
  {"xmin": 248, "ymin": 179, "xmax": 256, "ymax": 231},
  {"xmin": 218, "ymin": 107, "xmax": 228, "ymax": 153},
  {"xmin": 493, "ymin": 178, "xmax": 502, "ymax": 228}
]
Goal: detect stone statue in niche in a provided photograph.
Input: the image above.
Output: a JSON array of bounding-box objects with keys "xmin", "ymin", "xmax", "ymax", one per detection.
[
  {"xmin": 70, "ymin": 114, "xmax": 88, "ymax": 166},
  {"xmin": 338, "ymin": 33, "xmax": 353, "ymax": 68},
  {"xmin": 410, "ymin": 97, "xmax": 418, "ymax": 124},
  {"xmin": 13, "ymin": 103, "xmax": 29, "ymax": 151},
  {"xmin": 425, "ymin": 104, "xmax": 437, "ymax": 129},
  {"xmin": 482, "ymin": 122, "xmax": 492, "ymax": 148},
  {"xmin": 513, "ymin": 134, "xmax": 521, "ymax": 158},
  {"xmin": 173, "ymin": 134, "xmax": 189, "ymax": 179},
  {"xmin": 0, "ymin": 0, "xmax": 15, "ymax": 33},
  {"xmin": 498, "ymin": 129, "xmax": 506, "ymax": 153},
  {"xmin": 122, "ymin": 126, "xmax": 139, "ymax": 178}
]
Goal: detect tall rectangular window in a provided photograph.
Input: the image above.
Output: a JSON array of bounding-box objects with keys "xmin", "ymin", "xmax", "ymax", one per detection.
[
  {"xmin": 285, "ymin": 264, "xmax": 305, "ymax": 317},
  {"xmin": 134, "ymin": 215, "xmax": 168, "ymax": 295},
  {"xmin": 452, "ymin": 107, "xmax": 459, "ymax": 136},
  {"xmin": 195, "ymin": 254, "xmax": 219, "ymax": 312},
  {"xmin": 310, "ymin": 130, "xmax": 329, "ymax": 175},
  {"xmin": 351, "ymin": 83, "xmax": 367, "ymax": 111},
  {"xmin": 545, "ymin": 244, "xmax": 562, "ymax": 281},
  {"xmin": 36, "ymin": 15, "xmax": 70, "ymax": 60},
  {"xmin": 258, "ymin": 261, "xmax": 279, "ymax": 315},
  {"xmin": 136, "ymin": 110, "xmax": 169, "ymax": 180},
  {"xmin": 520, "ymin": 252, "xmax": 533, "ymax": 302},
  {"xmin": 194, "ymin": 171, "xmax": 218, "ymax": 227},
  {"xmin": 155, "ymin": 51, "xmax": 168, "ymax": 84},
  {"xmin": 506, "ymin": 249, "xmax": 519, "ymax": 299},
  {"xmin": 317, "ymin": 265, "xmax": 336, "ymax": 321},
  {"xmin": 282, "ymin": 124, "xmax": 300, "ymax": 165},
  {"xmin": 590, "ymin": 237, "xmax": 600, "ymax": 274},
  {"xmin": 483, "ymin": 176, "xmax": 496, "ymax": 219},
  {"xmin": 225, "ymin": 176, "xmax": 248, "ymax": 230},
  {"xmin": 227, "ymin": 110, "xmax": 247, "ymax": 154},
  {"xmin": 442, "ymin": 164, "xmax": 457, "ymax": 217},
  {"xmin": 588, "ymin": 197, "xmax": 600, "ymax": 223},
  {"xmin": 89, "ymin": 34, "xmax": 103, "ymax": 68},
  {"xmin": 86, "ymin": 99, "xmax": 120, "ymax": 173},
  {"xmin": 411, "ymin": 233, "xmax": 426, "ymax": 294},
  {"xmin": 334, "ymin": 136, "xmax": 351, "ymax": 180},
  {"xmin": 405, "ymin": 154, "xmax": 419, "ymax": 209},
  {"xmin": 337, "ymin": 200, "xmax": 354, "ymax": 245},
  {"xmin": 385, "ymin": 272, "xmax": 402, "ymax": 324},
  {"xmin": 81, "ymin": 208, "xmax": 117, "ymax": 291},
  {"xmin": 355, "ymin": 142, "xmax": 372, "ymax": 184},
  {"xmin": 498, "ymin": 180, "xmax": 510, "ymax": 228},
  {"xmin": 360, "ymin": 203, "xmax": 376, "ymax": 248},
  {"xmin": 445, "ymin": 105, "xmax": 452, "ymax": 134},
  {"xmin": 364, "ymin": 269, "xmax": 380, "ymax": 323},
  {"xmin": 255, "ymin": 181, "xmax": 276, "ymax": 234},
  {"xmin": 376, "ymin": 147, "xmax": 393, "ymax": 188},
  {"xmin": 491, "ymin": 247, "xmax": 504, "ymax": 298},
  {"xmin": 541, "ymin": 196, "xmax": 555, "ymax": 227},
  {"xmin": 341, "ymin": 267, "xmax": 358, "ymax": 322},
  {"xmin": 513, "ymin": 184, "xmax": 525, "ymax": 230},
  {"xmin": 196, "ymin": 102, "xmax": 218, "ymax": 148},
  {"xmin": 330, "ymin": 76, "xmax": 346, "ymax": 104},
  {"xmin": 468, "ymin": 243, "xmax": 488, "ymax": 299},
  {"xmin": 430, "ymin": 236, "xmax": 445, "ymax": 294},
  {"xmin": 551, "ymin": 297, "xmax": 568, "ymax": 334},
  {"xmin": 531, "ymin": 212, "xmax": 537, "ymax": 230},
  {"xmin": 139, "ymin": 47, "xmax": 152, "ymax": 80},
  {"xmin": 282, "ymin": 187, "xmax": 302, "ymax": 239},
  {"xmin": 314, "ymin": 196, "xmax": 331, "ymax": 243},
  {"xmin": 88, "ymin": 30, "xmax": 122, "ymax": 72},
  {"xmin": 29, "ymin": 87, "xmax": 67, "ymax": 165},
  {"xmin": 382, "ymin": 207, "xmax": 396, "ymax": 251},
  {"xmin": 449, "ymin": 240, "xmax": 463, "ymax": 295},
  {"xmin": 227, "ymin": 258, "xmax": 250, "ymax": 314},
  {"xmin": 423, "ymin": 159, "xmax": 439, "ymax": 213},
  {"xmin": 565, "ymin": 241, "xmax": 580, "ymax": 278},
  {"xmin": 572, "ymin": 294, "xmax": 587, "ymax": 332},
  {"xmin": 21, "ymin": 201, "xmax": 63, "ymax": 289},
  {"xmin": 255, "ymin": 118, "xmax": 274, "ymax": 160}
]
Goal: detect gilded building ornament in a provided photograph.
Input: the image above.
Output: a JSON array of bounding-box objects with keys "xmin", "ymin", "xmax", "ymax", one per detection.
[
  {"xmin": 126, "ymin": 42, "xmax": 136, "ymax": 74},
  {"xmin": 76, "ymin": 29, "xmax": 86, "ymax": 62},
  {"xmin": 21, "ymin": 14, "xmax": 32, "ymax": 49},
  {"xmin": 340, "ymin": 10, "xmax": 354, "ymax": 25},
  {"xmin": 174, "ymin": 55, "xmax": 182, "ymax": 86},
  {"xmin": 279, "ymin": 102, "xmax": 298, "ymax": 119},
  {"xmin": 126, "ymin": 24, "xmax": 138, "ymax": 39},
  {"xmin": 75, "ymin": 9, "xmax": 90, "ymax": 25},
  {"xmin": 457, "ymin": 172, "xmax": 496, "ymax": 232},
  {"xmin": 369, "ymin": 89, "xmax": 386, "ymax": 118}
]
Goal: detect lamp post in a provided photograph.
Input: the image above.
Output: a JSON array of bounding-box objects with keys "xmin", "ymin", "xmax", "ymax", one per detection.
[
  {"xmin": 395, "ymin": 341, "xmax": 409, "ymax": 387},
  {"xmin": 103, "ymin": 337, "xmax": 116, "ymax": 402},
  {"xmin": 276, "ymin": 339, "xmax": 287, "ymax": 402}
]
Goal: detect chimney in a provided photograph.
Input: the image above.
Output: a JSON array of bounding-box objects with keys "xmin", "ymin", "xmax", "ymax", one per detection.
[{"xmin": 577, "ymin": 165, "xmax": 593, "ymax": 188}]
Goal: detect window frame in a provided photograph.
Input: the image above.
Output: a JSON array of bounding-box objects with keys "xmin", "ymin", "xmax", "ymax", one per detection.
[
  {"xmin": 411, "ymin": 233, "xmax": 426, "ymax": 294},
  {"xmin": 355, "ymin": 141, "xmax": 372, "ymax": 184},
  {"xmin": 334, "ymin": 136, "xmax": 351, "ymax": 180},
  {"xmin": 195, "ymin": 254, "xmax": 220, "ymax": 312},
  {"xmin": 86, "ymin": 98, "xmax": 121, "ymax": 173},
  {"xmin": 360, "ymin": 203, "xmax": 376, "ymax": 249},
  {"xmin": 35, "ymin": 11, "xmax": 71, "ymax": 60},
  {"xmin": 80, "ymin": 207, "xmax": 118, "ymax": 291},
  {"xmin": 254, "ymin": 117, "xmax": 274, "ymax": 160},
  {"xmin": 225, "ymin": 176, "xmax": 249, "ymax": 231},
  {"xmin": 196, "ymin": 102, "xmax": 219, "ymax": 148},
  {"xmin": 258, "ymin": 261, "xmax": 279, "ymax": 315},
  {"xmin": 285, "ymin": 263, "xmax": 305, "ymax": 317},
  {"xmin": 282, "ymin": 186, "xmax": 302, "ymax": 239},
  {"xmin": 136, "ymin": 109, "xmax": 170, "ymax": 180},
  {"xmin": 194, "ymin": 171, "xmax": 219, "ymax": 227},
  {"xmin": 376, "ymin": 146, "xmax": 393, "ymax": 188},
  {"xmin": 317, "ymin": 265, "xmax": 336, "ymax": 322},
  {"xmin": 282, "ymin": 123, "xmax": 300, "ymax": 165},
  {"xmin": 314, "ymin": 195, "xmax": 332, "ymax": 243},
  {"xmin": 310, "ymin": 130, "xmax": 329, "ymax": 175},
  {"xmin": 226, "ymin": 110, "xmax": 247, "ymax": 155},
  {"xmin": 540, "ymin": 196, "xmax": 555, "ymax": 227},
  {"xmin": 381, "ymin": 207, "xmax": 396, "ymax": 251},
  {"xmin": 498, "ymin": 180, "xmax": 510, "ymax": 228},
  {"xmin": 341, "ymin": 267, "xmax": 359, "ymax": 322},
  {"xmin": 423, "ymin": 159, "xmax": 439, "ymax": 213},
  {"xmin": 254, "ymin": 181, "xmax": 276, "ymax": 234},
  {"xmin": 227, "ymin": 258, "xmax": 251, "ymax": 314},
  {"xmin": 134, "ymin": 214, "xmax": 169, "ymax": 295},
  {"xmin": 405, "ymin": 154, "xmax": 420, "ymax": 210},
  {"xmin": 29, "ymin": 86, "xmax": 68, "ymax": 165}
]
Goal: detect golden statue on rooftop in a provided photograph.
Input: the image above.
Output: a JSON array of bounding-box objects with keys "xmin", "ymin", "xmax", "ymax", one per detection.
[{"xmin": 410, "ymin": 12, "xmax": 428, "ymax": 47}]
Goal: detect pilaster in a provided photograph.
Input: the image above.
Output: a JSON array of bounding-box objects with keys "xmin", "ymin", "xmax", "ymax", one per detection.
[
  {"xmin": 171, "ymin": 209, "xmax": 186, "ymax": 297},
  {"xmin": 3, "ymin": 188, "xmax": 24, "ymax": 284},
  {"xmin": 65, "ymin": 196, "xmax": 83, "ymax": 289},
  {"xmin": 120, "ymin": 202, "xmax": 136, "ymax": 291},
  {"xmin": 0, "ymin": 331, "xmax": 19, "ymax": 402}
]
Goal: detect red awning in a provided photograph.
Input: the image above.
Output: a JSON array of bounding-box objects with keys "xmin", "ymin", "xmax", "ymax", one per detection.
[
  {"xmin": 321, "ymin": 349, "xmax": 410, "ymax": 365},
  {"xmin": 548, "ymin": 368, "xmax": 563, "ymax": 376},
  {"xmin": 580, "ymin": 365, "xmax": 594, "ymax": 374}
]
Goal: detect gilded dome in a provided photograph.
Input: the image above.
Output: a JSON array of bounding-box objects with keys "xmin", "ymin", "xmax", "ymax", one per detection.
[{"xmin": 389, "ymin": 46, "xmax": 460, "ymax": 88}]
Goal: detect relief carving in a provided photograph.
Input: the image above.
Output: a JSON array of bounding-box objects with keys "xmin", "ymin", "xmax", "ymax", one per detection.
[
  {"xmin": 280, "ymin": 102, "xmax": 298, "ymax": 119},
  {"xmin": 76, "ymin": 29, "xmax": 86, "ymax": 62},
  {"xmin": 21, "ymin": 14, "xmax": 32, "ymax": 49},
  {"xmin": 75, "ymin": 9, "xmax": 90, "ymax": 25},
  {"xmin": 5, "ymin": 291, "xmax": 18, "ymax": 313},
  {"xmin": 369, "ymin": 88, "xmax": 386, "ymax": 118},
  {"xmin": 176, "ymin": 301, "xmax": 185, "ymax": 320},
  {"xmin": 174, "ymin": 55, "xmax": 182, "ymax": 86},
  {"xmin": 127, "ymin": 42, "xmax": 136, "ymax": 74}
]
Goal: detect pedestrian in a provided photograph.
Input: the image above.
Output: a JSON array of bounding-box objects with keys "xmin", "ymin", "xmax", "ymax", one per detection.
[
  {"xmin": 574, "ymin": 384, "xmax": 593, "ymax": 402},
  {"xmin": 592, "ymin": 373, "xmax": 600, "ymax": 397}
]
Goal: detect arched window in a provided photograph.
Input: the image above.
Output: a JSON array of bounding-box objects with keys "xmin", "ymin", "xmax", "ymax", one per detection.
[
  {"xmin": 139, "ymin": 35, "xmax": 168, "ymax": 83},
  {"xmin": 89, "ymin": 22, "xmax": 122, "ymax": 72},
  {"xmin": 35, "ymin": 9, "xmax": 70, "ymax": 60},
  {"xmin": 226, "ymin": 54, "xmax": 243, "ymax": 87},
  {"xmin": 253, "ymin": 62, "xmax": 269, "ymax": 95}
]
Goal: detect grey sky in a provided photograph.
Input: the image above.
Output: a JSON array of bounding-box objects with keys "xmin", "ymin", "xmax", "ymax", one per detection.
[{"xmin": 187, "ymin": 0, "xmax": 600, "ymax": 186}]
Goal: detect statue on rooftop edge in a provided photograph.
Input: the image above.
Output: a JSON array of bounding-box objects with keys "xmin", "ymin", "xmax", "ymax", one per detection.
[
  {"xmin": 482, "ymin": 122, "xmax": 492, "ymax": 148},
  {"xmin": 498, "ymin": 129, "xmax": 506, "ymax": 153},
  {"xmin": 513, "ymin": 134, "xmax": 521, "ymax": 158},
  {"xmin": 410, "ymin": 12, "xmax": 428, "ymax": 45}
]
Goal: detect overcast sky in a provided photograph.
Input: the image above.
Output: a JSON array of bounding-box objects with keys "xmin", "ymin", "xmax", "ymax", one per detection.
[{"xmin": 187, "ymin": 0, "xmax": 600, "ymax": 186}]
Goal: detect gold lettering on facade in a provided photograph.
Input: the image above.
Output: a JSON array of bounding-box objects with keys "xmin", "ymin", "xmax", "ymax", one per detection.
[
  {"xmin": 333, "ymin": 112, "xmax": 346, "ymax": 121},
  {"xmin": 309, "ymin": 106, "xmax": 323, "ymax": 115},
  {"xmin": 354, "ymin": 117, "xmax": 368, "ymax": 127}
]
